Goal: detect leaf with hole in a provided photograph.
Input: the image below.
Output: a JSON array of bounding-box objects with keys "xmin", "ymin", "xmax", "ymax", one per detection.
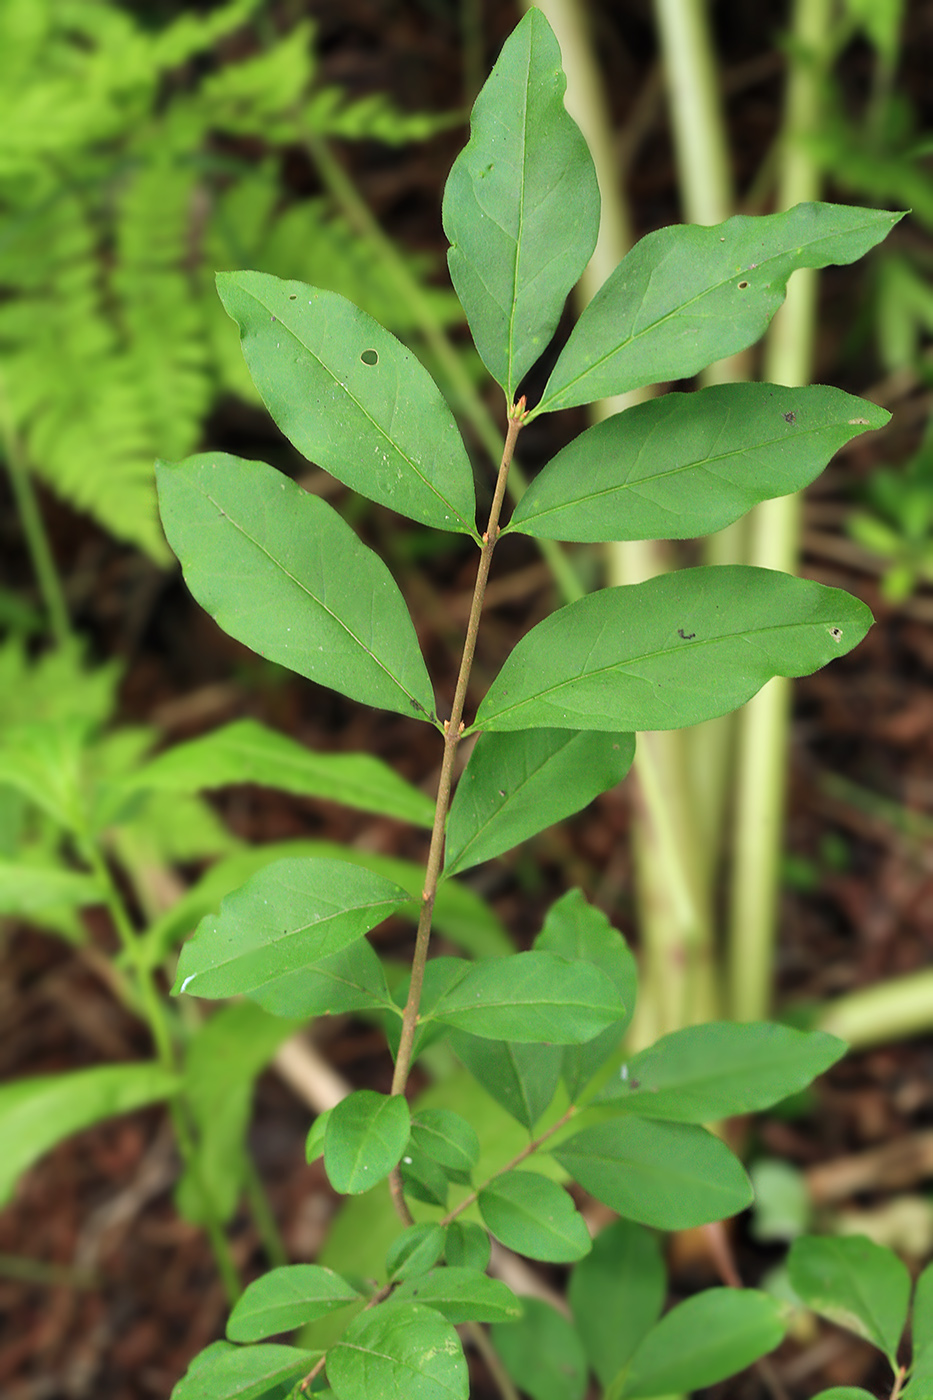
[
  {"xmin": 442, "ymin": 7, "xmax": 599, "ymax": 399},
  {"xmin": 473, "ymin": 567, "xmax": 872, "ymax": 733},
  {"xmin": 216, "ymin": 271, "xmax": 477, "ymax": 536},
  {"xmin": 324, "ymin": 1090, "xmax": 411, "ymax": 1195},
  {"xmin": 156, "ymin": 453, "xmax": 436, "ymax": 722},
  {"xmin": 226, "ymin": 1265, "xmax": 361, "ymax": 1342},
  {"xmin": 444, "ymin": 729, "xmax": 634, "ymax": 875}
]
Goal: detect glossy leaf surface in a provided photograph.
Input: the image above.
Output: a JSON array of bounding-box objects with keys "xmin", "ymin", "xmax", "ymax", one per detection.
[
  {"xmin": 171, "ymin": 1342, "xmax": 319, "ymax": 1400},
  {"xmin": 492, "ymin": 1298, "xmax": 588, "ymax": 1400},
  {"xmin": 551, "ymin": 1117, "xmax": 752, "ymax": 1229},
  {"xmin": 510, "ymin": 384, "xmax": 889, "ymax": 541},
  {"xmin": 444, "ymin": 729, "xmax": 634, "ymax": 875},
  {"xmin": 394, "ymin": 1268, "xmax": 522, "ymax": 1325},
  {"xmin": 448, "ymin": 1033, "xmax": 561, "ymax": 1130},
  {"xmin": 324, "ymin": 1090, "xmax": 411, "ymax": 1195},
  {"xmin": 789, "ymin": 1234, "xmax": 910, "ymax": 1366},
  {"xmin": 479, "ymin": 1170, "xmax": 591, "ymax": 1262},
  {"xmin": 430, "ymin": 950, "xmax": 623, "ymax": 1043},
  {"xmin": 226, "ymin": 1265, "xmax": 361, "ymax": 1342},
  {"xmin": 0, "ymin": 1063, "xmax": 177, "ymax": 1206},
  {"xmin": 598, "ymin": 1022, "xmax": 846, "ymax": 1120},
  {"xmin": 327, "ymin": 1302, "xmax": 468, "ymax": 1400},
  {"xmin": 443, "ymin": 7, "xmax": 599, "ymax": 398},
  {"xmin": 536, "ymin": 204, "xmax": 902, "ymax": 414},
  {"xmin": 474, "ymin": 567, "xmax": 872, "ymax": 734},
  {"xmin": 568, "ymin": 1220, "xmax": 666, "ymax": 1387},
  {"xmin": 172, "ymin": 857, "xmax": 409, "ymax": 1001},
  {"xmin": 156, "ymin": 453, "xmax": 436, "ymax": 722},
  {"xmin": 612, "ymin": 1289, "xmax": 786, "ymax": 1398},
  {"xmin": 132, "ymin": 719, "xmax": 434, "ymax": 828},
  {"xmin": 217, "ymin": 271, "xmax": 477, "ymax": 535}
]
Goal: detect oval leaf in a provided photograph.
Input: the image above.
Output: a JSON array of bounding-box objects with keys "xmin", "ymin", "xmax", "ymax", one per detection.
[
  {"xmin": 473, "ymin": 567, "xmax": 872, "ymax": 734},
  {"xmin": 410, "ymin": 1109, "xmax": 480, "ymax": 1177},
  {"xmin": 172, "ymin": 857, "xmax": 410, "ymax": 1001},
  {"xmin": 568, "ymin": 1220, "xmax": 666, "ymax": 1387},
  {"xmin": 327, "ymin": 1301, "xmax": 468, "ymax": 1400},
  {"xmin": 443, "ymin": 8, "xmax": 599, "ymax": 399},
  {"xmin": 536, "ymin": 204, "xmax": 903, "ymax": 414},
  {"xmin": 252, "ymin": 936, "xmax": 393, "ymax": 1021},
  {"xmin": 788, "ymin": 1234, "xmax": 910, "ymax": 1366},
  {"xmin": 172, "ymin": 1342, "xmax": 318, "ymax": 1400},
  {"xmin": 394, "ymin": 1267, "xmax": 522, "ymax": 1325},
  {"xmin": 448, "ymin": 1033, "xmax": 562, "ymax": 1130},
  {"xmin": 479, "ymin": 1170, "xmax": 591, "ymax": 1262},
  {"xmin": 227, "ymin": 1265, "xmax": 361, "ymax": 1342},
  {"xmin": 445, "ymin": 1222, "xmax": 491, "ymax": 1272},
  {"xmin": 156, "ymin": 453, "xmax": 436, "ymax": 722},
  {"xmin": 430, "ymin": 950, "xmax": 623, "ymax": 1044},
  {"xmin": 509, "ymin": 384, "xmax": 889, "ymax": 541},
  {"xmin": 551, "ymin": 1117, "xmax": 752, "ymax": 1230},
  {"xmin": 324, "ymin": 1090, "xmax": 411, "ymax": 1195},
  {"xmin": 614, "ymin": 1289, "xmax": 786, "ymax": 1399},
  {"xmin": 216, "ymin": 272, "xmax": 477, "ymax": 536},
  {"xmin": 491, "ymin": 1298, "xmax": 588, "ymax": 1400},
  {"xmin": 598, "ymin": 1022, "xmax": 846, "ymax": 1120},
  {"xmin": 0, "ymin": 1063, "xmax": 177, "ymax": 1207},
  {"xmin": 386, "ymin": 1223, "xmax": 446, "ymax": 1280},
  {"xmin": 444, "ymin": 729, "xmax": 634, "ymax": 875}
]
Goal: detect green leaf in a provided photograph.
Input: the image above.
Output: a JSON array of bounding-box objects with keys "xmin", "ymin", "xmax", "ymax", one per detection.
[
  {"xmin": 788, "ymin": 1234, "xmax": 910, "ymax": 1367},
  {"xmin": 251, "ymin": 936, "xmax": 394, "ymax": 1020},
  {"xmin": 176, "ymin": 1003, "xmax": 297, "ymax": 1225},
  {"xmin": 324, "ymin": 1090, "xmax": 411, "ymax": 1195},
  {"xmin": 907, "ymin": 1261, "xmax": 933, "ymax": 1396},
  {"xmin": 550, "ymin": 1117, "xmax": 752, "ymax": 1229},
  {"xmin": 535, "ymin": 889, "xmax": 638, "ymax": 1100},
  {"xmin": 0, "ymin": 1063, "xmax": 178, "ymax": 1206},
  {"xmin": 491, "ymin": 1298, "xmax": 588, "ymax": 1400},
  {"xmin": 568, "ymin": 1220, "xmax": 666, "ymax": 1387},
  {"xmin": 809, "ymin": 1391, "xmax": 878, "ymax": 1400},
  {"xmin": 399, "ymin": 1147, "xmax": 449, "ymax": 1209},
  {"xmin": 306, "ymin": 1111, "xmax": 331, "ymax": 1163},
  {"xmin": 216, "ymin": 271, "xmax": 477, "ymax": 536},
  {"xmin": 410, "ymin": 1109, "xmax": 480, "ymax": 1179},
  {"xmin": 131, "ymin": 719, "xmax": 434, "ymax": 827},
  {"xmin": 597, "ymin": 1022, "xmax": 846, "ymax": 1120},
  {"xmin": 535, "ymin": 203, "xmax": 903, "ymax": 414},
  {"xmin": 444, "ymin": 729, "xmax": 634, "ymax": 875},
  {"xmin": 430, "ymin": 950, "xmax": 623, "ymax": 1043},
  {"xmin": 448, "ymin": 1033, "xmax": 561, "ymax": 1130},
  {"xmin": 0, "ymin": 859, "xmax": 100, "ymax": 918},
  {"xmin": 171, "ymin": 1342, "xmax": 319, "ymax": 1400},
  {"xmin": 227, "ymin": 1266, "xmax": 361, "ymax": 1342},
  {"xmin": 611, "ymin": 1289, "xmax": 786, "ymax": 1399},
  {"xmin": 327, "ymin": 1301, "xmax": 468, "ymax": 1400},
  {"xmin": 509, "ymin": 384, "xmax": 889, "ymax": 541},
  {"xmin": 444, "ymin": 1222, "xmax": 491, "ymax": 1272},
  {"xmin": 394, "ymin": 1268, "xmax": 522, "ymax": 1325},
  {"xmin": 172, "ymin": 857, "xmax": 410, "ymax": 1001},
  {"xmin": 479, "ymin": 1170, "xmax": 591, "ymax": 1263},
  {"xmin": 442, "ymin": 7, "xmax": 599, "ymax": 400},
  {"xmin": 473, "ymin": 567, "xmax": 872, "ymax": 733},
  {"xmin": 156, "ymin": 453, "xmax": 437, "ymax": 722},
  {"xmin": 386, "ymin": 1223, "xmax": 446, "ymax": 1280}
]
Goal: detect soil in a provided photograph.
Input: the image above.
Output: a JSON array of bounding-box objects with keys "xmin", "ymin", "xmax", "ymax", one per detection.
[{"xmin": 2, "ymin": 2, "xmax": 933, "ymax": 1398}]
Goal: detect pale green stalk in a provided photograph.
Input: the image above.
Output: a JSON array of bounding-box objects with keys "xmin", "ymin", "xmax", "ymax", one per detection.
[
  {"xmin": 817, "ymin": 971, "xmax": 933, "ymax": 1049},
  {"xmin": 727, "ymin": 0, "xmax": 832, "ymax": 1022}
]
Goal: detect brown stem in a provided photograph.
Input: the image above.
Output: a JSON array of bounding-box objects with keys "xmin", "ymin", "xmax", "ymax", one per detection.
[{"xmin": 387, "ymin": 404, "xmax": 525, "ymax": 1222}]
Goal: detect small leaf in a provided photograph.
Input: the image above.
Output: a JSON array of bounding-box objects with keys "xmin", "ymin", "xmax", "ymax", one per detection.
[
  {"xmin": 410, "ymin": 1109, "xmax": 480, "ymax": 1178},
  {"xmin": 535, "ymin": 889, "xmax": 638, "ymax": 1100},
  {"xmin": 442, "ymin": 7, "xmax": 599, "ymax": 399},
  {"xmin": 253, "ymin": 936, "xmax": 394, "ymax": 1020},
  {"xmin": 324, "ymin": 1090, "xmax": 411, "ymax": 1195},
  {"xmin": 394, "ymin": 1267, "xmax": 522, "ymax": 1325},
  {"xmin": 597, "ymin": 1022, "xmax": 846, "ymax": 1120},
  {"xmin": 306, "ymin": 1111, "xmax": 331, "ymax": 1163},
  {"xmin": 399, "ymin": 1147, "xmax": 449, "ymax": 1209},
  {"xmin": 216, "ymin": 272, "xmax": 477, "ymax": 536},
  {"xmin": 0, "ymin": 1063, "xmax": 178, "ymax": 1207},
  {"xmin": 445, "ymin": 1222, "xmax": 491, "ymax": 1272},
  {"xmin": 473, "ymin": 567, "xmax": 872, "ymax": 734},
  {"xmin": 568, "ymin": 1220, "xmax": 666, "ymax": 1386},
  {"xmin": 536, "ymin": 204, "xmax": 903, "ymax": 414},
  {"xmin": 444, "ymin": 730, "xmax": 634, "ymax": 875},
  {"xmin": 227, "ymin": 1266, "xmax": 361, "ymax": 1342},
  {"xmin": 788, "ymin": 1234, "xmax": 910, "ymax": 1368},
  {"xmin": 172, "ymin": 857, "xmax": 410, "ymax": 1001},
  {"xmin": 508, "ymin": 384, "xmax": 889, "ymax": 542},
  {"xmin": 448, "ymin": 1033, "xmax": 561, "ymax": 1130},
  {"xmin": 551, "ymin": 1117, "xmax": 752, "ymax": 1229},
  {"xmin": 171, "ymin": 1342, "xmax": 319, "ymax": 1400},
  {"xmin": 612, "ymin": 1289, "xmax": 786, "ymax": 1399},
  {"xmin": 491, "ymin": 1298, "xmax": 588, "ymax": 1400},
  {"xmin": 327, "ymin": 1301, "xmax": 468, "ymax": 1400},
  {"xmin": 479, "ymin": 1170, "xmax": 591, "ymax": 1263},
  {"xmin": 907, "ymin": 1261, "xmax": 933, "ymax": 1396},
  {"xmin": 157, "ymin": 454, "xmax": 437, "ymax": 722},
  {"xmin": 429, "ymin": 950, "xmax": 623, "ymax": 1043},
  {"xmin": 386, "ymin": 1223, "xmax": 446, "ymax": 1280},
  {"xmin": 131, "ymin": 719, "xmax": 434, "ymax": 828}
]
